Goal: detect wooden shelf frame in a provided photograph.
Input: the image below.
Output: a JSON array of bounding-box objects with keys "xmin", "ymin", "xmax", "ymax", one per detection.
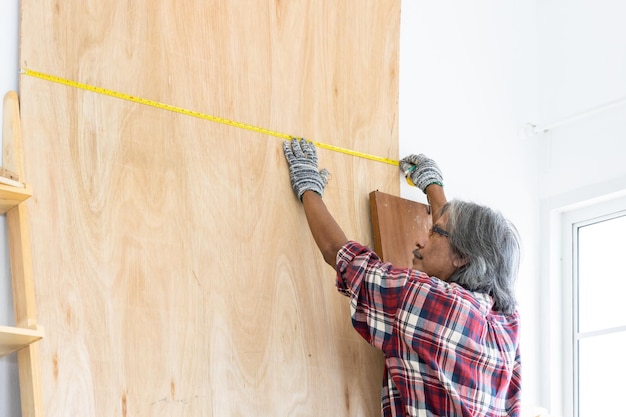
[
  {"xmin": 0, "ymin": 325, "xmax": 43, "ymax": 357},
  {"xmin": 2, "ymin": 90, "xmax": 44, "ymax": 417},
  {"xmin": 0, "ymin": 182, "xmax": 31, "ymax": 214}
]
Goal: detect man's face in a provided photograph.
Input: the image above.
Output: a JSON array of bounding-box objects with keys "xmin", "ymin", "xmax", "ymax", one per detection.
[{"xmin": 412, "ymin": 215, "xmax": 462, "ymax": 281}]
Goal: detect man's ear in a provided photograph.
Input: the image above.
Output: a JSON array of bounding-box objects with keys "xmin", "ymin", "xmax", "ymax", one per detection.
[{"xmin": 452, "ymin": 255, "xmax": 469, "ymax": 269}]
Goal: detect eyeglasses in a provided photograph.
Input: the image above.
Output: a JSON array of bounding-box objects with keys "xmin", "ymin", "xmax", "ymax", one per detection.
[{"xmin": 430, "ymin": 225, "xmax": 450, "ymax": 238}]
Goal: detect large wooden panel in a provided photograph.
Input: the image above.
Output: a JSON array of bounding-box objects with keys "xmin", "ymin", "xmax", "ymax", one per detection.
[
  {"xmin": 369, "ymin": 191, "xmax": 432, "ymax": 268},
  {"xmin": 19, "ymin": 1, "xmax": 400, "ymax": 416}
]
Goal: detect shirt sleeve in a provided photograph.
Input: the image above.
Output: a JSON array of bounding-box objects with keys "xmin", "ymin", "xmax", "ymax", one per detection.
[{"xmin": 335, "ymin": 240, "xmax": 414, "ymax": 351}]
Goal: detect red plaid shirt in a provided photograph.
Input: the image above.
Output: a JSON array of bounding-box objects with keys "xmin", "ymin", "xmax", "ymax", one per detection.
[{"xmin": 336, "ymin": 241, "xmax": 521, "ymax": 417}]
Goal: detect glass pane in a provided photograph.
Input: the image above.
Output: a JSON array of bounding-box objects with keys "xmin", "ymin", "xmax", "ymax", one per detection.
[
  {"xmin": 577, "ymin": 215, "xmax": 626, "ymax": 333},
  {"xmin": 578, "ymin": 331, "xmax": 626, "ymax": 416}
]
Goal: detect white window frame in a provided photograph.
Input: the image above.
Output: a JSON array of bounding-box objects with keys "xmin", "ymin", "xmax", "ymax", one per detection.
[
  {"xmin": 562, "ymin": 197, "xmax": 626, "ymax": 417},
  {"xmin": 543, "ymin": 188, "xmax": 626, "ymax": 417}
]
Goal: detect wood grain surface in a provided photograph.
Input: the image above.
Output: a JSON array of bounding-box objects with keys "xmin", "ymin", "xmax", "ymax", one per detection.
[
  {"xmin": 19, "ymin": 1, "xmax": 400, "ymax": 415},
  {"xmin": 370, "ymin": 191, "xmax": 432, "ymax": 268}
]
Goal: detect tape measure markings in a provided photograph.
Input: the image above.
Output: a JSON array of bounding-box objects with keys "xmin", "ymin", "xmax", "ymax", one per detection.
[{"xmin": 20, "ymin": 68, "xmax": 400, "ymax": 167}]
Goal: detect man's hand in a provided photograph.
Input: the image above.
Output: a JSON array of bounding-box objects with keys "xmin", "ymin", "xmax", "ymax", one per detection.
[
  {"xmin": 283, "ymin": 138, "xmax": 329, "ymax": 201},
  {"xmin": 399, "ymin": 154, "xmax": 444, "ymax": 194}
]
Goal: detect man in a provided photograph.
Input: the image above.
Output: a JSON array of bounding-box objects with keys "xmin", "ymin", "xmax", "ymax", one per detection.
[{"xmin": 283, "ymin": 138, "xmax": 521, "ymax": 417}]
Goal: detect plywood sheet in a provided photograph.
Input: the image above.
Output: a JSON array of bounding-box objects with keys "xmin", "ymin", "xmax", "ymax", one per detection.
[
  {"xmin": 19, "ymin": 1, "xmax": 400, "ymax": 416},
  {"xmin": 369, "ymin": 191, "xmax": 432, "ymax": 268}
]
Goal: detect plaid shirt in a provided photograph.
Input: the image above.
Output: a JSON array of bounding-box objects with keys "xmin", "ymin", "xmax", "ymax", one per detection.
[{"xmin": 336, "ymin": 241, "xmax": 521, "ymax": 417}]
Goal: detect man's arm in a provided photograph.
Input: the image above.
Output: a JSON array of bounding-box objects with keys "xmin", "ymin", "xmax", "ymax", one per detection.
[
  {"xmin": 283, "ymin": 139, "xmax": 448, "ymax": 268},
  {"xmin": 425, "ymin": 184, "xmax": 447, "ymax": 224},
  {"xmin": 283, "ymin": 138, "xmax": 347, "ymax": 269},
  {"xmin": 301, "ymin": 190, "xmax": 348, "ymax": 269}
]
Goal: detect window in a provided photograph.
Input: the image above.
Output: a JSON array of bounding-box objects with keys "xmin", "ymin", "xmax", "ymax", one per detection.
[{"xmin": 561, "ymin": 197, "xmax": 626, "ymax": 417}]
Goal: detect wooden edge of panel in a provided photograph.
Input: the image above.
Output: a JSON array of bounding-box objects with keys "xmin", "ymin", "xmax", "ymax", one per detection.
[
  {"xmin": 368, "ymin": 190, "xmax": 433, "ymax": 268},
  {"xmin": 368, "ymin": 190, "xmax": 385, "ymax": 261}
]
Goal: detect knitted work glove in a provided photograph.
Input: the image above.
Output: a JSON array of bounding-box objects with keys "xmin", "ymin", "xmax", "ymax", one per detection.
[
  {"xmin": 283, "ymin": 138, "xmax": 329, "ymax": 201},
  {"xmin": 399, "ymin": 154, "xmax": 444, "ymax": 193}
]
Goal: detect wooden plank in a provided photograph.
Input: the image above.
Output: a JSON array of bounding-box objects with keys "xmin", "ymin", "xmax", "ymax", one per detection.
[
  {"xmin": 0, "ymin": 325, "xmax": 43, "ymax": 357},
  {"xmin": 3, "ymin": 92, "xmax": 37, "ymax": 328},
  {"xmin": 3, "ymin": 90, "xmax": 44, "ymax": 416},
  {"xmin": 19, "ymin": 1, "xmax": 400, "ymax": 415},
  {"xmin": 0, "ymin": 166, "xmax": 22, "ymax": 183},
  {"xmin": 0, "ymin": 183, "xmax": 31, "ymax": 214},
  {"xmin": 17, "ymin": 343, "xmax": 45, "ymax": 417},
  {"xmin": 7, "ymin": 203, "xmax": 37, "ymax": 327},
  {"xmin": 369, "ymin": 190, "xmax": 432, "ymax": 268},
  {"xmin": 0, "ymin": 175, "xmax": 26, "ymax": 188},
  {"xmin": 3, "ymin": 91, "xmax": 24, "ymax": 179}
]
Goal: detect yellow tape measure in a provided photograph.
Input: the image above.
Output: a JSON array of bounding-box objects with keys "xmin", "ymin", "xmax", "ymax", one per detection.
[{"xmin": 20, "ymin": 68, "xmax": 400, "ymax": 167}]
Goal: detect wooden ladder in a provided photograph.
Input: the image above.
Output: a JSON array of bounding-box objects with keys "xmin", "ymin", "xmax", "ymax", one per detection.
[{"xmin": 0, "ymin": 91, "xmax": 44, "ymax": 417}]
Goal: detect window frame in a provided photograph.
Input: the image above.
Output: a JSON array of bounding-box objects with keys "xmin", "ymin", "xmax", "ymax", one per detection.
[{"xmin": 555, "ymin": 194, "xmax": 626, "ymax": 417}]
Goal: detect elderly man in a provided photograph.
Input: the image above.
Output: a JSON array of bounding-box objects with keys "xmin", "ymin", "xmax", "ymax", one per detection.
[{"xmin": 283, "ymin": 138, "xmax": 521, "ymax": 417}]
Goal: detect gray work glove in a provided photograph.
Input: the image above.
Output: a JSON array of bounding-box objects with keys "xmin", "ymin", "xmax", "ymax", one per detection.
[
  {"xmin": 399, "ymin": 154, "xmax": 444, "ymax": 193},
  {"xmin": 283, "ymin": 138, "xmax": 329, "ymax": 201}
]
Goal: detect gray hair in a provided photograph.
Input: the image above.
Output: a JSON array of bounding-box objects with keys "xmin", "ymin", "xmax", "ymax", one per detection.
[{"xmin": 440, "ymin": 200, "xmax": 520, "ymax": 315}]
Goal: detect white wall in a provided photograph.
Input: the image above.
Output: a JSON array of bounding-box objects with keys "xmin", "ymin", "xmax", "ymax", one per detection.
[
  {"xmin": 0, "ymin": 0, "xmax": 21, "ymax": 415},
  {"xmin": 537, "ymin": 0, "xmax": 626, "ymax": 199},
  {"xmin": 535, "ymin": 1, "xmax": 626, "ymax": 415}
]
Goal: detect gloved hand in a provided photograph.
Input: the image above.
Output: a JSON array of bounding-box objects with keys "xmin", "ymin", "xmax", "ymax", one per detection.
[
  {"xmin": 399, "ymin": 154, "xmax": 444, "ymax": 193},
  {"xmin": 283, "ymin": 138, "xmax": 329, "ymax": 201}
]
